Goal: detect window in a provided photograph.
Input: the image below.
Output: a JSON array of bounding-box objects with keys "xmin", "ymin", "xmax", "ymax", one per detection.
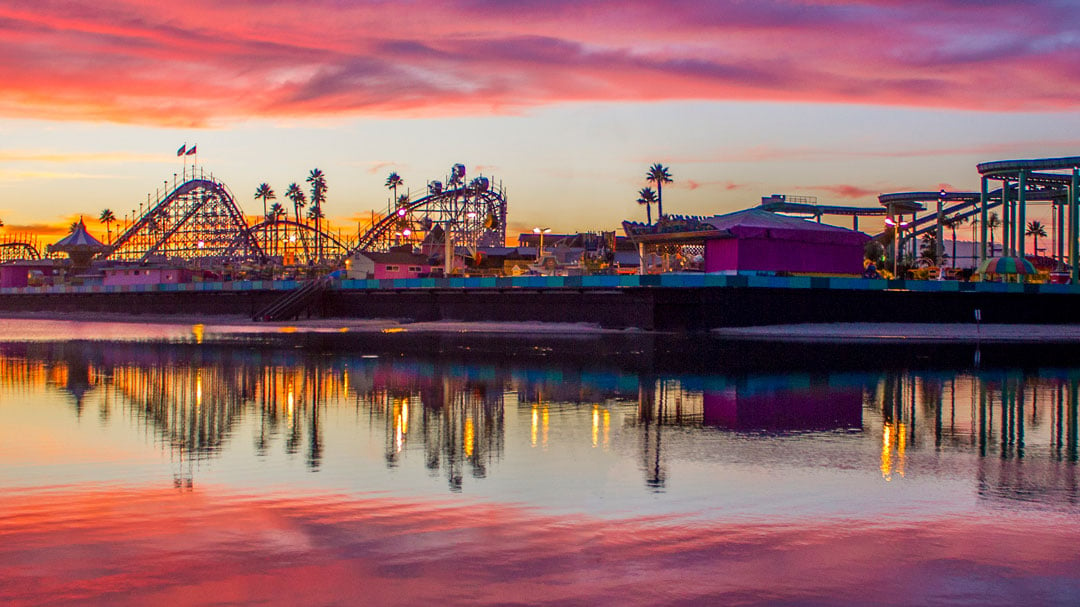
[
  {"xmin": 408, "ymin": 266, "xmax": 422, "ymax": 272},
  {"xmin": 385, "ymin": 265, "xmax": 399, "ymax": 272}
]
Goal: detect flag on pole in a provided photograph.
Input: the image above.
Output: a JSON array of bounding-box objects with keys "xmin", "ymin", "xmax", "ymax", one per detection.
[
  {"xmin": 177, "ymin": 144, "xmax": 187, "ymax": 156},
  {"xmin": 186, "ymin": 145, "xmax": 197, "ymax": 155}
]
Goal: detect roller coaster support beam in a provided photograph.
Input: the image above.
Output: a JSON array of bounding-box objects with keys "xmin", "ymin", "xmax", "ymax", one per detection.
[
  {"xmin": 980, "ymin": 177, "xmax": 989, "ymax": 262},
  {"xmin": 1067, "ymin": 168, "xmax": 1075, "ymax": 282},
  {"xmin": 1018, "ymin": 170, "xmax": 1027, "ymax": 259},
  {"xmin": 997, "ymin": 179, "xmax": 1006, "ymax": 254}
]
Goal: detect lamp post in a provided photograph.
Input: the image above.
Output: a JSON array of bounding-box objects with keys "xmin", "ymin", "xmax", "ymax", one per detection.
[
  {"xmin": 885, "ymin": 217, "xmax": 909, "ymax": 278},
  {"xmin": 937, "ymin": 189, "xmax": 947, "ymax": 279},
  {"xmin": 533, "ymin": 227, "xmax": 551, "ymax": 261}
]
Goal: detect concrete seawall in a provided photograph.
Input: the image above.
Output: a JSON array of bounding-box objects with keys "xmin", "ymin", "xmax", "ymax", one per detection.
[{"xmin": 0, "ymin": 274, "xmax": 1076, "ymax": 330}]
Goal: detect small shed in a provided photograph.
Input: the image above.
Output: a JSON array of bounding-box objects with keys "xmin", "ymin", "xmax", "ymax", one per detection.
[
  {"xmin": 102, "ymin": 265, "xmax": 194, "ymax": 286},
  {"xmin": 0, "ymin": 260, "xmax": 62, "ymax": 288},
  {"xmin": 346, "ymin": 251, "xmax": 432, "ymax": 280},
  {"xmin": 702, "ymin": 209, "xmax": 869, "ymax": 275}
]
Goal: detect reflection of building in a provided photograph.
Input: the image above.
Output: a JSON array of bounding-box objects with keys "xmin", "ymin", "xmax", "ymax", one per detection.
[
  {"xmin": 702, "ymin": 378, "xmax": 863, "ymax": 432},
  {"xmin": 4, "ymin": 339, "xmax": 1080, "ymax": 505}
]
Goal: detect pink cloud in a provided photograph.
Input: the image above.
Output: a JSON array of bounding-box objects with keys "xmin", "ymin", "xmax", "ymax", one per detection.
[
  {"xmin": 809, "ymin": 184, "xmax": 883, "ymax": 199},
  {"xmin": 0, "ymin": 1, "xmax": 1076, "ymax": 126},
  {"xmin": 686, "ymin": 179, "xmax": 745, "ymax": 191}
]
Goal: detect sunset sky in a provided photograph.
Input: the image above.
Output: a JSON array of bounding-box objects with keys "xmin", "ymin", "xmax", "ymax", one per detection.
[{"xmin": 1, "ymin": 0, "xmax": 1078, "ymax": 240}]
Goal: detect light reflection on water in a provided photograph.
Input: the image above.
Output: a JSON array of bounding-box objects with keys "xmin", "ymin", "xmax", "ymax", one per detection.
[{"xmin": 1, "ymin": 326, "xmax": 1080, "ymax": 605}]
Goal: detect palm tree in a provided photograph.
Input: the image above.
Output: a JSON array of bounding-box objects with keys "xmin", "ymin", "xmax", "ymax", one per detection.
[
  {"xmin": 283, "ymin": 183, "xmax": 307, "ymax": 264},
  {"xmin": 269, "ymin": 202, "xmax": 286, "ymax": 256},
  {"xmin": 306, "ymin": 169, "xmax": 327, "ymax": 261},
  {"xmin": 284, "ymin": 183, "xmax": 306, "ymax": 224},
  {"xmin": 1027, "ymin": 220, "xmax": 1047, "ymax": 257},
  {"xmin": 98, "ymin": 208, "xmax": 116, "ymax": 245},
  {"xmin": 637, "ymin": 187, "xmax": 657, "ymax": 225},
  {"xmin": 254, "ymin": 183, "xmax": 275, "ymax": 220},
  {"xmin": 943, "ymin": 215, "xmax": 966, "ymax": 268},
  {"xmin": 254, "ymin": 183, "xmax": 275, "ymax": 254},
  {"xmin": 69, "ymin": 220, "xmax": 80, "ymax": 233},
  {"xmin": 987, "ymin": 212, "xmax": 1001, "ymax": 255},
  {"xmin": 646, "ymin": 163, "xmax": 673, "ymax": 220},
  {"xmin": 385, "ymin": 172, "xmax": 403, "ymax": 208}
]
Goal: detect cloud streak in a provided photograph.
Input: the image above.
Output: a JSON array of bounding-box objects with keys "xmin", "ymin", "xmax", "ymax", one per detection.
[{"xmin": 0, "ymin": 1, "xmax": 1076, "ymax": 126}]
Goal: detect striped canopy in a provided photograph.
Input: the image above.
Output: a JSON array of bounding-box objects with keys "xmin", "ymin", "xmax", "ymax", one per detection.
[{"xmin": 976, "ymin": 256, "xmax": 1036, "ymax": 275}]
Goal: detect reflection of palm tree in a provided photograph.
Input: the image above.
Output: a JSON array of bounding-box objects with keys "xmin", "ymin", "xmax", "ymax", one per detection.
[
  {"xmin": 637, "ymin": 187, "xmax": 657, "ymax": 225},
  {"xmin": 1026, "ymin": 220, "xmax": 1047, "ymax": 257},
  {"xmin": 646, "ymin": 163, "xmax": 673, "ymax": 219},
  {"xmin": 987, "ymin": 212, "xmax": 1001, "ymax": 254},
  {"xmin": 99, "ymin": 209, "xmax": 116, "ymax": 244}
]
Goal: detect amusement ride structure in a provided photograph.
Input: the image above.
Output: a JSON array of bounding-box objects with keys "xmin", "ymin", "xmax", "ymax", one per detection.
[{"xmin": 0, "ymin": 163, "xmax": 508, "ymax": 269}]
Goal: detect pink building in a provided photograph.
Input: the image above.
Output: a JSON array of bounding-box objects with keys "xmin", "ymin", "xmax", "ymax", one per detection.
[
  {"xmin": 702, "ymin": 209, "xmax": 868, "ymax": 275},
  {"xmin": 0, "ymin": 261, "xmax": 62, "ymax": 288},
  {"xmin": 102, "ymin": 266, "xmax": 193, "ymax": 286},
  {"xmin": 346, "ymin": 251, "xmax": 432, "ymax": 280},
  {"xmin": 623, "ymin": 208, "xmax": 869, "ymax": 276}
]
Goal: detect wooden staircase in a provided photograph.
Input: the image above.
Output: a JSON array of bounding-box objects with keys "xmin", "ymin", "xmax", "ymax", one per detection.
[{"xmin": 253, "ymin": 275, "xmax": 332, "ymax": 321}]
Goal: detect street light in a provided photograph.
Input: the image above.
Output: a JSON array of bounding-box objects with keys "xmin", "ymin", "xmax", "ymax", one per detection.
[
  {"xmin": 937, "ymin": 189, "xmax": 947, "ymax": 278},
  {"xmin": 533, "ymin": 227, "xmax": 551, "ymax": 260},
  {"xmin": 885, "ymin": 217, "xmax": 910, "ymax": 277}
]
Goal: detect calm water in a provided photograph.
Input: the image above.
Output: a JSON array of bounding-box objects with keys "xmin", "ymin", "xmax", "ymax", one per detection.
[{"xmin": 1, "ymin": 320, "xmax": 1079, "ymax": 605}]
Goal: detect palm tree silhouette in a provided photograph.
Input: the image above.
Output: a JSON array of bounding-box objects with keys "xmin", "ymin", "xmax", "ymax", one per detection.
[
  {"xmin": 285, "ymin": 183, "xmax": 306, "ymax": 224},
  {"xmin": 307, "ymin": 169, "xmax": 327, "ymax": 262},
  {"xmin": 254, "ymin": 183, "xmax": 275, "ymax": 220},
  {"xmin": 385, "ymin": 172, "xmax": 403, "ymax": 208},
  {"xmin": 1027, "ymin": 220, "xmax": 1047, "ymax": 257},
  {"xmin": 283, "ymin": 183, "xmax": 307, "ymax": 264},
  {"xmin": 637, "ymin": 187, "xmax": 657, "ymax": 225},
  {"xmin": 943, "ymin": 214, "xmax": 966, "ymax": 268},
  {"xmin": 269, "ymin": 202, "xmax": 286, "ymax": 256},
  {"xmin": 987, "ymin": 212, "xmax": 1001, "ymax": 255},
  {"xmin": 99, "ymin": 209, "xmax": 116, "ymax": 245},
  {"xmin": 254, "ymin": 183, "xmax": 275, "ymax": 254},
  {"xmin": 646, "ymin": 163, "xmax": 673, "ymax": 220}
]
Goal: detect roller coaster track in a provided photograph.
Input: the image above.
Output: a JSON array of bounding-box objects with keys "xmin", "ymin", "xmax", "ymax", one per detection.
[
  {"xmin": 107, "ymin": 171, "xmax": 265, "ymax": 263},
  {"xmin": 246, "ymin": 218, "xmax": 352, "ymax": 264},
  {"xmin": 875, "ymin": 184, "xmax": 1071, "ymax": 241},
  {"xmin": 351, "ymin": 182, "xmax": 507, "ymax": 255},
  {"xmin": 0, "ymin": 241, "xmax": 42, "ymax": 261}
]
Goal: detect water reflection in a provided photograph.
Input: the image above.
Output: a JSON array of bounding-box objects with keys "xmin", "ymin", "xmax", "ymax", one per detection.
[{"xmin": 1, "ymin": 340, "xmax": 1079, "ymax": 507}]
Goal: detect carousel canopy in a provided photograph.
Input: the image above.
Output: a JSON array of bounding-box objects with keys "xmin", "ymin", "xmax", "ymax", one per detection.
[
  {"xmin": 48, "ymin": 218, "xmax": 107, "ymax": 254},
  {"xmin": 976, "ymin": 256, "xmax": 1036, "ymax": 275}
]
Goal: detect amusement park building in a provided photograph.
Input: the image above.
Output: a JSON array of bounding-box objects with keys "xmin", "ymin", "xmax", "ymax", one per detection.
[
  {"xmin": 624, "ymin": 208, "xmax": 869, "ymax": 276},
  {"xmin": 346, "ymin": 251, "xmax": 433, "ymax": 280},
  {"xmin": 0, "ymin": 260, "xmax": 62, "ymax": 288},
  {"xmin": 102, "ymin": 266, "xmax": 194, "ymax": 287},
  {"xmin": 703, "ymin": 208, "xmax": 869, "ymax": 275}
]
